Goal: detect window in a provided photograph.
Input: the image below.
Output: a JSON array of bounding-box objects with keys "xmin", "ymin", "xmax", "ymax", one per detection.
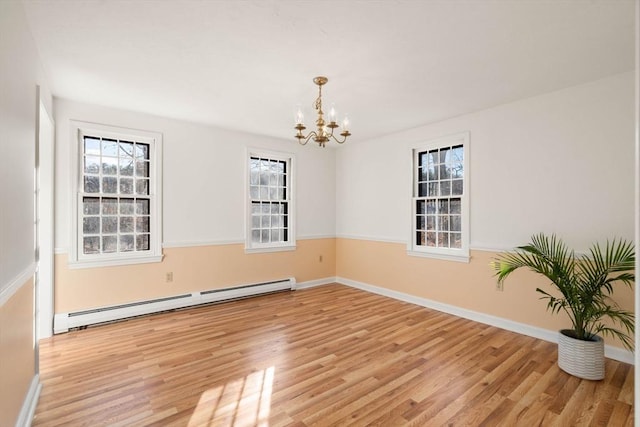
[
  {"xmin": 410, "ymin": 132, "xmax": 469, "ymax": 262},
  {"xmin": 246, "ymin": 150, "xmax": 295, "ymax": 252},
  {"xmin": 70, "ymin": 121, "xmax": 163, "ymax": 267}
]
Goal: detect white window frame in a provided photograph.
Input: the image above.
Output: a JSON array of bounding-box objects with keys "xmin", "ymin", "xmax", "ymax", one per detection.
[
  {"xmin": 69, "ymin": 121, "xmax": 163, "ymax": 268},
  {"xmin": 408, "ymin": 132, "xmax": 470, "ymax": 262},
  {"xmin": 245, "ymin": 148, "xmax": 296, "ymax": 253}
]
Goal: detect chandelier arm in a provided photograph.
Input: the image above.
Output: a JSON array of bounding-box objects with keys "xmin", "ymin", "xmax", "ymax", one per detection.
[
  {"xmin": 298, "ymin": 131, "xmax": 318, "ymax": 145},
  {"xmin": 330, "ymin": 133, "xmax": 348, "ymax": 144}
]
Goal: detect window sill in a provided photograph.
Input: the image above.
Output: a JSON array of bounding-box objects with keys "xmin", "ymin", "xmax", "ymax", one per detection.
[
  {"xmin": 406, "ymin": 249, "xmax": 470, "ymax": 263},
  {"xmin": 245, "ymin": 245, "xmax": 296, "ymax": 254},
  {"xmin": 68, "ymin": 254, "xmax": 164, "ymax": 269}
]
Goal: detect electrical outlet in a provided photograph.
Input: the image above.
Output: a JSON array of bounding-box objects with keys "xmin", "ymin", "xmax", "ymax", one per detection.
[{"xmin": 166, "ymin": 272, "xmax": 173, "ymax": 283}]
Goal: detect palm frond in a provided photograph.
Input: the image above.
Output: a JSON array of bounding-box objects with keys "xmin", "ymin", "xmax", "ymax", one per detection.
[{"xmin": 492, "ymin": 233, "xmax": 635, "ymax": 351}]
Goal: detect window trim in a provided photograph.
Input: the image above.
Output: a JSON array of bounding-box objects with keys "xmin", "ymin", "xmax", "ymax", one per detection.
[
  {"xmin": 245, "ymin": 148, "xmax": 296, "ymax": 253},
  {"xmin": 69, "ymin": 121, "xmax": 163, "ymax": 268},
  {"xmin": 407, "ymin": 132, "xmax": 470, "ymax": 263}
]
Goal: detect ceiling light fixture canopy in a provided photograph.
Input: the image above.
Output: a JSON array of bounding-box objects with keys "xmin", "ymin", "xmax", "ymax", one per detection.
[{"xmin": 295, "ymin": 76, "xmax": 351, "ymax": 147}]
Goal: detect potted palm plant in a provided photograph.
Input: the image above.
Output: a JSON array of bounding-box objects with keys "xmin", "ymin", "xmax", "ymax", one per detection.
[{"xmin": 491, "ymin": 233, "xmax": 634, "ymax": 380}]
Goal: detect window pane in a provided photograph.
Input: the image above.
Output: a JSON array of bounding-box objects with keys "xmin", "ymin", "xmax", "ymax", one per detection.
[
  {"xmin": 136, "ymin": 217, "xmax": 149, "ymax": 233},
  {"xmin": 260, "ymin": 230, "xmax": 269, "ymax": 243},
  {"xmin": 271, "ymin": 229, "xmax": 280, "ymax": 242},
  {"xmin": 416, "ymin": 231, "xmax": 425, "ymax": 246},
  {"xmin": 120, "ymin": 178, "xmax": 134, "ymax": 194},
  {"xmin": 83, "ymin": 217, "xmax": 99, "ymax": 234},
  {"xmin": 83, "ymin": 236, "xmax": 100, "ymax": 254},
  {"xmin": 120, "ymin": 217, "xmax": 134, "ymax": 233},
  {"xmin": 136, "ymin": 179, "xmax": 149, "ymax": 195},
  {"xmin": 102, "ymin": 198, "xmax": 118, "ymax": 215},
  {"xmin": 120, "ymin": 235, "xmax": 135, "ymax": 252},
  {"xmin": 84, "ymin": 137, "xmax": 100, "ymax": 155},
  {"xmin": 84, "ymin": 176, "xmax": 100, "ymax": 193},
  {"xmin": 439, "ymin": 232, "xmax": 450, "ymax": 247},
  {"xmin": 102, "ymin": 177, "xmax": 118, "ymax": 194},
  {"xmin": 135, "ymin": 143, "xmax": 149, "ymax": 160},
  {"xmin": 261, "ymin": 215, "xmax": 270, "ymax": 228},
  {"xmin": 83, "ymin": 197, "xmax": 100, "ymax": 215},
  {"xmin": 450, "ymin": 198, "xmax": 461, "ymax": 214},
  {"xmin": 260, "ymin": 187, "xmax": 269, "ymax": 199},
  {"xmin": 120, "ymin": 199, "xmax": 134, "ymax": 215},
  {"xmin": 270, "ymin": 187, "xmax": 281, "ymax": 200},
  {"xmin": 136, "ymin": 234, "xmax": 150, "ymax": 251},
  {"xmin": 451, "ymin": 215, "xmax": 461, "ymax": 232},
  {"xmin": 102, "ymin": 139, "xmax": 118, "ymax": 157},
  {"xmin": 426, "ymin": 200, "xmax": 436, "ymax": 214},
  {"xmin": 120, "ymin": 158, "xmax": 134, "ymax": 176},
  {"xmin": 259, "ymin": 170, "xmax": 269, "ymax": 186},
  {"xmin": 136, "ymin": 199, "xmax": 150, "ymax": 215},
  {"xmin": 450, "ymin": 233, "xmax": 462, "ymax": 249},
  {"xmin": 418, "ymin": 183, "xmax": 428, "ymax": 197},
  {"xmin": 119, "ymin": 142, "xmax": 134, "ymax": 158},
  {"xmin": 416, "ymin": 200, "xmax": 425, "ymax": 215},
  {"xmin": 452, "ymin": 179, "xmax": 463, "ymax": 195},
  {"xmin": 426, "ymin": 232, "xmax": 436, "ymax": 247},
  {"xmin": 135, "ymin": 161, "xmax": 149, "ymax": 178},
  {"xmin": 426, "ymin": 215, "xmax": 435, "ymax": 231},
  {"xmin": 416, "ymin": 215, "xmax": 425, "ymax": 230},
  {"xmin": 250, "ymin": 186, "xmax": 259, "ymax": 199},
  {"xmin": 250, "ymin": 170, "xmax": 259, "ymax": 185},
  {"xmin": 102, "ymin": 157, "xmax": 118, "ymax": 175},
  {"xmin": 438, "ymin": 200, "xmax": 449, "ymax": 214},
  {"xmin": 440, "ymin": 180, "xmax": 451, "ymax": 196},
  {"xmin": 84, "ymin": 156, "xmax": 100, "ymax": 174},
  {"xmin": 251, "ymin": 230, "xmax": 260, "ymax": 243},
  {"xmin": 428, "ymin": 182, "xmax": 438, "ymax": 197},
  {"xmin": 103, "ymin": 236, "xmax": 117, "ymax": 253},
  {"xmin": 451, "ymin": 145, "xmax": 463, "ymax": 164},
  {"xmin": 251, "ymin": 215, "xmax": 260, "ymax": 228},
  {"xmin": 102, "ymin": 216, "xmax": 117, "ymax": 233},
  {"xmin": 438, "ymin": 215, "xmax": 449, "ymax": 231}
]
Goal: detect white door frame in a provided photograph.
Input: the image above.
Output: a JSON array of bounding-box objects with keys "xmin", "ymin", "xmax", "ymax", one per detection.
[{"xmin": 36, "ymin": 94, "xmax": 54, "ymax": 340}]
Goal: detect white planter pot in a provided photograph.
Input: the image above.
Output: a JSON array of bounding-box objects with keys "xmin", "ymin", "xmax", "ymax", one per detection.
[{"xmin": 557, "ymin": 329, "xmax": 604, "ymax": 380}]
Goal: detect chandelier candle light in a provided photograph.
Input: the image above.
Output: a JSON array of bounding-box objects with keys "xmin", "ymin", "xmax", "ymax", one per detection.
[{"xmin": 295, "ymin": 76, "xmax": 351, "ymax": 147}]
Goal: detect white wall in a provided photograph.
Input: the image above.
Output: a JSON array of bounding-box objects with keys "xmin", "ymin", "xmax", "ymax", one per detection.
[
  {"xmin": 336, "ymin": 72, "xmax": 635, "ymax": 251},
  {"xmin": 54, "ymin": 99, "xmax": 336, "ymax": 252},
  {"xmin": 0, "ymin": 1, "xmax": 52, "ymax": 425},
  {"xmin": 0, "ymin": 0, "xmax": 53, "ymax": 294}
]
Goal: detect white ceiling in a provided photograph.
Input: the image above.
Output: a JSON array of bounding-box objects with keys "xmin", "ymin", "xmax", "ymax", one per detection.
[{"xmin": 22, "ymin": 0, "xmax": 635, "ymax": 142}]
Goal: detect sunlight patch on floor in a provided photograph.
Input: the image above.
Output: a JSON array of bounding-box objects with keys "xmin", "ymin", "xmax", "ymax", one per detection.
[{"xmin": 188, "ymin": 366, "xmax": 275, "ymax": 426}]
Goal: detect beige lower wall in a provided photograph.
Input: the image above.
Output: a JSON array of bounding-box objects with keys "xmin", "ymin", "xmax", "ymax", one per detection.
[
  {"xmin": 55, "ymin": 238, "xmax": 336, "ymax": 313},
  {"xmin": 54, "ymin": 236, "xmax": 634, "ymax": 351},
  {"xmin": 0, "ymin": 278, "xmax": 35, "ymax": 426},
  {"xmin": 336, "ymin": 238, "xmax": 635, "ymax": 350}
]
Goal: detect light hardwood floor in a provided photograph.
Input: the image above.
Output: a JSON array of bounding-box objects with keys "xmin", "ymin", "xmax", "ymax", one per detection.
[{"xmin": 33, "ymin": 284, "xmax": 633, "ymax": 426}]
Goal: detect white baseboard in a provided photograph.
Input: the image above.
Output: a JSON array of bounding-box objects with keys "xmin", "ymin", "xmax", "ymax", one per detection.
[
  {"xmin": 295, "ymin": 277, "xmax": 337, "ymax": 290},
  {"xmin": 54, "ymin": 278, "xmax": 295, "ymax": 333},
  {"xmin": 335, "ymin": 277, "xmax": 634, "ymax": 365},
  {"xmin": 15, "ymin": 374, "xmax": 41, "ymax": 427}
]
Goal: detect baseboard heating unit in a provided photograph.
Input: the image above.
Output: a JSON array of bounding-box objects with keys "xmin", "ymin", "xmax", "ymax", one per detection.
[{"xmin": 53, "ymin": 277, "xmax": 296, "ymax": 334}]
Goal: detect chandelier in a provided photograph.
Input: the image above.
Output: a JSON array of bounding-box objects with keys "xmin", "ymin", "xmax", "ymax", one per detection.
[{"xmin": 295, "ymin": 76, "xmax": 351, "ymax": 147}]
